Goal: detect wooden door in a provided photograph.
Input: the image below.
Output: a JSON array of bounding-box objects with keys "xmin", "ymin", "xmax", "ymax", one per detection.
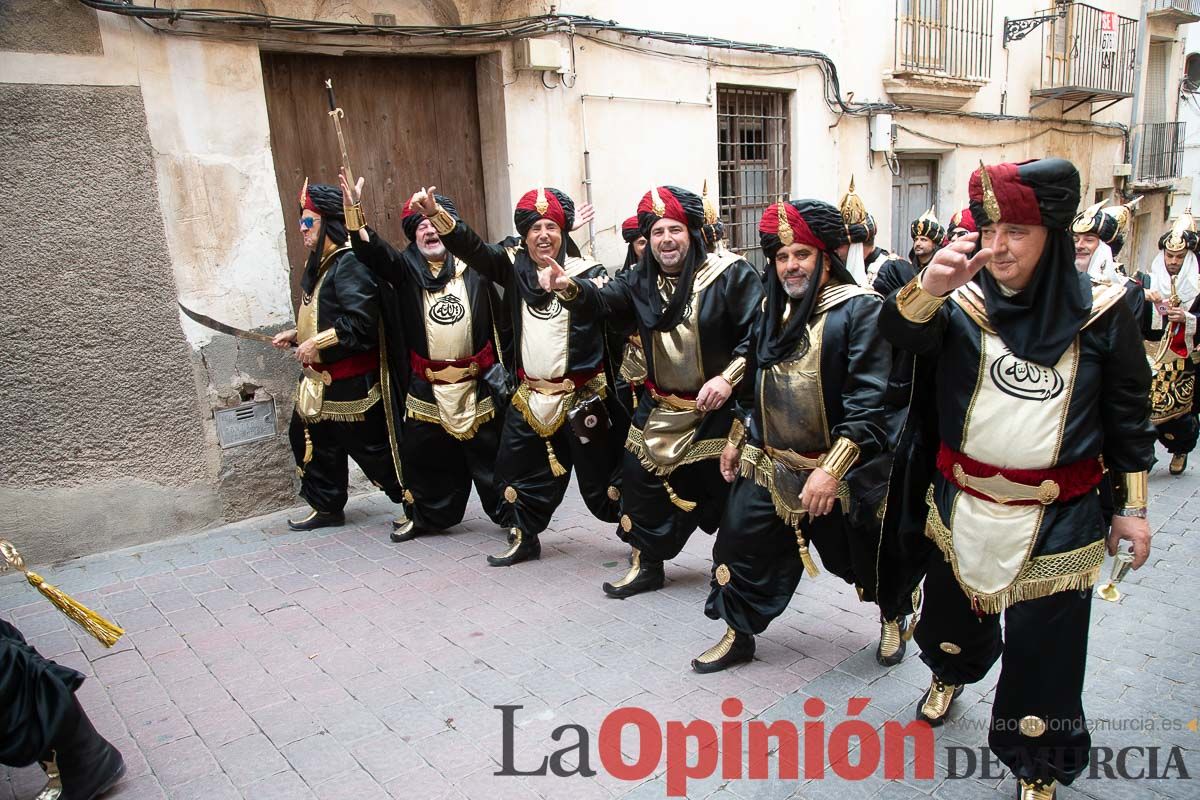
[
  {"xmin": 261, "ymin": 53, "xmax": 489, "ymax": 308},
  {"xmin": 890, "ymin": 159, "xmax": 939, "ymax": 256}
]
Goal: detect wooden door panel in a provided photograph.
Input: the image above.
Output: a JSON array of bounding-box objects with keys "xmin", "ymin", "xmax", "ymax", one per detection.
[{"xmin": 261, "ymin": 53, "xmax": 488, "ymax": 308}]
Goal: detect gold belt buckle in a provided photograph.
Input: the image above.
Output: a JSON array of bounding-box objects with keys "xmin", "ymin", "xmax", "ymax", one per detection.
[
  {"xmin": 951, "ymin": 463, "xmax": 1060, "ymax": 505},
  {"xmin": 303, "ymin": 366, "xmax": 332, "ymax": 386},
  {"xmin": 524, "ymin": 376, "xmax": 575, "ymax": 395},
  {"xmin": 425, "ymin": 362, "xmax": 479, "ymax": 384}
]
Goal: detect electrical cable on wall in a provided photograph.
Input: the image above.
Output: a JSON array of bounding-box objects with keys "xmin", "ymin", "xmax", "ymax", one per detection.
[{"xmin": 76, "ymin": 0, "xmax": 1128, "ymax": 141}]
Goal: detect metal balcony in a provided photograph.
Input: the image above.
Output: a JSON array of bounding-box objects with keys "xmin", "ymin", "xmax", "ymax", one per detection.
[
  {"xmin": 1130, "ymin": 122, "xmax": 1187, "ymax": 184},
  {"xmin": 1030, "ymin": 2, "xmax": 1137, "ymax": 114},
  {"xmin": 1147, "ymin": 0, "xmax": 1200, "ymax": 25}
]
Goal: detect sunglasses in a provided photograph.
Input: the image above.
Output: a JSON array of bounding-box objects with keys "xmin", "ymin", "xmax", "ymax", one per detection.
[{"xmin": 299, "ymin": 217, "xmax": 316, "ymax": 231}]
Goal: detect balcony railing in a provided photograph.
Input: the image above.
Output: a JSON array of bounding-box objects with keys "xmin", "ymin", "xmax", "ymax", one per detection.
[
  {"xmin": 894, "ymin": 0, "xmax": 994, "ymax": 82},
  {"xmin": 1131, "ymin": 122, "xmax": 1187, "ymax": 183},
  {"xmin": 1147, "ymin": 0, "xmax": 1200, "ymax": 24},
  {"xmin": 1032, "ymin": 2, "xmax": 1137, "ymax": 109}
]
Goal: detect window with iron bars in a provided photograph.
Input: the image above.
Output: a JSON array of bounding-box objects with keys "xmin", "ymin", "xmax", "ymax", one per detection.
[{"xmin": 717, "ymin": 87, "xmax": 790, "ymax": 271}]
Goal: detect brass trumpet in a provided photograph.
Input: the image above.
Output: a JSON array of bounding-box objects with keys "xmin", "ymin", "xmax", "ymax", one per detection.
[{"xmin": 1095, "ymin": 550, "xmax": 1135, "ymax": 603}]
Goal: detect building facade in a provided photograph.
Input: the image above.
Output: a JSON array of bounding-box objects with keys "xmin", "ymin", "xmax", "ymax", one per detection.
[{"xmin": 0, "ymin": 0, "xmax": 1194, "ymax": 562}]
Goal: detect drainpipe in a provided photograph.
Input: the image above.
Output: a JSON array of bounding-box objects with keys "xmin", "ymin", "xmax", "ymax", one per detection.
[{"xmin": 1127, "ymin": 0, "xmax": 1151, "ymax": 179}]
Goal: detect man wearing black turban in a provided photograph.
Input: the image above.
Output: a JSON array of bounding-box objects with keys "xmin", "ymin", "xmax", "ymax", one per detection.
[
  {"xmin": 272, "ymin": 180, "xmax": 407, "ymax": 532},
  {"xmin": 340, "ymin": 173, "xmax": 507, "ymax": 546},
  {"xmin": 878, "ymin": 158, "xmax": 1155, "ymax": 799},
  {"xmin": 406, "ymin": 183, "xmax": 624, "ymax": 567},
  {"xmin": 541, "ymin": 185, "xmax": 762, "ymax": 599},
  {"xmin": 695, "ymin": 199, "xmax": 896, "ymax": 672}
]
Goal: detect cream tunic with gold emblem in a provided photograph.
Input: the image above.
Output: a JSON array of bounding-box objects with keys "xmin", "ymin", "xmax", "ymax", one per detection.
[
  {"xmin": 422, "ymin": 260, "xmax": 478, "ymax": 438},
  {"xmin": 946, "ymin": 313, "xmax": 1079, "ymax": 597},
  {"xmin": 518, "ymin": 257, "xmax": 594, "ymax": 430}
]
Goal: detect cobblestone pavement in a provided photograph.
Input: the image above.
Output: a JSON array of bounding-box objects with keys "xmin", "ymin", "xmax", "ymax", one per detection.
[{"xmin": 2, "ymin": 445, "xmax": 1197, "ymax": 800}]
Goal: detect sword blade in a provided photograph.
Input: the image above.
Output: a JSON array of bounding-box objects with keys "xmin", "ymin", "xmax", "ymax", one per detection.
[{"xmin": 178, "ymin": 302, "xmax": 284, "ymax": 345}]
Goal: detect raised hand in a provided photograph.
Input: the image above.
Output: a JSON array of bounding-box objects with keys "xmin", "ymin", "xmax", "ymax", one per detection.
[
  {"xmin": 339, "ymin": 167, "xmax": 365, "ymax": 205},
  {"xmin": 573, "ymin": 202, "xmax": 595, "ymax": 232},
  {"xmin": 539, "ymin": 257, "xmax": 571, "ymax": 292},
  {"xmin": 410, "ymin": 186, "xmax": 439, "ymax": 217},
  {"xmin": 919, "ymin": 232, "xmax": 993, "ymax": 297}
]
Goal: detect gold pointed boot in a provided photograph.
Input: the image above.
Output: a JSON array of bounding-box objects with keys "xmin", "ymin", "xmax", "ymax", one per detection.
[
  {"xmin": 876, "ymin": 616, "xmax": 908, "ymax": 667},
  {"xmin": 691, "ymin": 626, "xmax": 755, "ymax": 673},
  {"xmin": 916, "ymin": 675, "xmax": 963, "ymax": 726},
  {"xmin": 1017, "ymin": 778, "xmax": 1056, "ymax": 799}
]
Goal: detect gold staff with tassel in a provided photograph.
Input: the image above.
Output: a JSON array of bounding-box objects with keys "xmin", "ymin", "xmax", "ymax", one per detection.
[{"xmin": 0, "ymin": 540, "xmax": 124, "ymax": 647}]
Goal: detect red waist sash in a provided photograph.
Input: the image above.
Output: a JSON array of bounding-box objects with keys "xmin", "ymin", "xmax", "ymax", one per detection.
[
  {"xmin": 937, "ymin": 443, "xmax": 1104, "ymax": 506},
  {"xmin": 304, "ymin": 348, "xmax": 378, "ymax": 382},
  {"xmin": 410, "ymin": 341, "xmax": 497, "ymax": 385},
  {"xmin": 642, "ymin": 378, "xmax": 698, "ymax": 402}
]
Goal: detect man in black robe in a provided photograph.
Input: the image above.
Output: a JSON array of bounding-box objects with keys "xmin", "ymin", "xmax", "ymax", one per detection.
[
  {"xmin": 273, "ymin": 181, "xmax": 406, "ymax": 531},
  {"xmin": 540, "ymin": 186, "xmax": 762, "ymax": 598},
  {"xmin": 1072, "ymin": 198, "xmax": 1148, "ymax": 323},
  {"xmin": 2, "ymin": 618, "xmax": 125, "ymax": 799},
  {"xmin": 1144, "ymin": 211, "xmax": 1200, "ymax": 475},
  {"xmin": 340, "ymin": 175, "xmax": 507, "ymax": 544},
  {"xmin": 697, "ymin": 199, "xmax": 892, "ymax": 672},
  {"xmin": 878, "ymin": 158, "xmax": 1155, "ymax": 800},
  {"xmin": 406, "ymin": 185, "xmax": 623, "ymax": 566}
]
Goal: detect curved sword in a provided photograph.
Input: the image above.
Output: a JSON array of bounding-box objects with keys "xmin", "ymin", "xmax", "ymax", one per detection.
[{"xmin": 178, "ymin": 302, "xmax": 293, "ymax": 347}]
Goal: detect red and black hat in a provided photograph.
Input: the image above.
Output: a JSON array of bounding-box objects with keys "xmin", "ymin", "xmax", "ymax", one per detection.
[
  {"xmin": 636, "ymin": 186, "xmax": 705, "ymax": 238},
  {"xmin": 401, "ymin": 193, "xmax": 458, "ymax": 242},
  {"xmin": 514, "ymin": 187, "xmax": 574, "ymax": 237},
  {"xmin": 946, "ymin": 207, "xmax": 976, "ymax": 239},
  {"xmin": 969, "ymin": 158, "xmax": 1080, "ymax": 230},
  {"xmin": 759, "ymin": 198, "xmax": 847, "ymax": 259},
  {"xmin": 620, "ymin": 215, "xmax": 642, "ymax": 243},
  {"xmin": 298, "ymin": 178, "xmax": 344, "ymax": 220}
]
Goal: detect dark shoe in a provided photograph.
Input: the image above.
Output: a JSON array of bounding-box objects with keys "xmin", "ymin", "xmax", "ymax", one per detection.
[
  {"xmin": 1170, "ymin": 453, "xmax": 1187, "ymax": 475},
  {"xmin": 487, "ymin": 528, "xmax": 541, "ymax": 566},
  {"xmin": 916, "ymin": 676, "xmax": 963, "ymax": 726},
  {"xmin": 287, "ymin": 509, "xmax": 344, "ymax": 531},
  {"xmin": 390, "ymin": 518, "xmax": 432, "ymax": 543},
  {"xmin": 54, "ymin": 698, "xmax": 126, "ymax": 800},
  {"xmin": 691, "ymin": 627, "xmax": 755, "ymax": 673},
  {"xmin": 1018, "ymin": 778, "xmax": 1056, "ymax": 800},
  {"xmin": 602, "ymin": 549, "xmax": 664, "ymax": 598},
  {"xmin": 876, "ymin": 616, "xmax": 908, "ymax": 667}
]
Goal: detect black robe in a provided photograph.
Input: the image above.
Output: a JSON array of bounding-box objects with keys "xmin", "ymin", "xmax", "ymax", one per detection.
[{"xmin": 1, "ymin": 618, "xmax": 83, "ymax": 766}]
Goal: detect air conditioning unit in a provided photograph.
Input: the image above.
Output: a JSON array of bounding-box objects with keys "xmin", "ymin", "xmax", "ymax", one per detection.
[{"xmin": 514, "ymin": 39, "xmax": 564, "ymax": 72}]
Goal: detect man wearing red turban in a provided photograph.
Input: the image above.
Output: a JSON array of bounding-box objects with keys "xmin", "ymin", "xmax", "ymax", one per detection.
[{"xmin": 879, "ymin": 158, "xmax": 1155, "ymax": 800}]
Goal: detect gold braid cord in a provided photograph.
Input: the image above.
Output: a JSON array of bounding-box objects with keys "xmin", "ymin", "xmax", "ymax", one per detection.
[
  {"xmin": 738, "ymin": 444, "xmax": 850, "ymax": 527},
  {"xmin": 0, "ymin": 540, "xmax": 124, "ymax": 647},
  {"xmin": 624, "ymin": 426, "xmax": 726, "ymax": 477},
  {"xmin": 923, "ymin": 497, "xmax": 1105, "ymax": 615},
  {"xmin": 510, "ymin": 374, "xmax": 607, "ymax": 437},
  {"xmin": 312, "ymin": 382, "xmax": 382, "ymax": 422},
  {"xmin": 405, "ymin": 395, "xmax": 496, "ymax": 441}
]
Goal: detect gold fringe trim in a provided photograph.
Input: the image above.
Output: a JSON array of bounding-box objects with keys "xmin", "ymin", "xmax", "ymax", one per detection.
[
  {"xmin": 404, "ymin": 395, "xmax": 497, "ymax": 441},
  {"xmin": 739, "ymin": 444, "xmax": 849, "ymax": 527},
  {"xmin": 312, "ymin": 382, "xmax": 382, "ymax": 422},
  {"xmin": 924, "ymin": 501, "xmax": 1105, "ymax": 614},
  {"xmin": 546, "ymin": 440, "xmax": 568, "ymax": 477},
  {"xmin": 624, "ymin": 426, "xmax": 726, "ymax": 477},
  {"xmin": 510, "ymin": 373, "xmax": 608, "ymax": 438}
]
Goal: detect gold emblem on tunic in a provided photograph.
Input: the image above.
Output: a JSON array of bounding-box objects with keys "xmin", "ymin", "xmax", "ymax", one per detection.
[
  {"xmin": 715, "ymin": 564, "xmax": 731, "ymax": 586},
  {"xmin": 939, "ymin": 642, "xmax": 962, "ymax": 655},
  {"xmin": 504, "ymin": 486, "xmax": 518, "ymax": 503},
  {"xmin": 606, "ymin": 485, "xmax": 620, "ymax": 502},
  {"xmin": 620, "ymin": 514, "xmax": 633, "ymax": 532}
]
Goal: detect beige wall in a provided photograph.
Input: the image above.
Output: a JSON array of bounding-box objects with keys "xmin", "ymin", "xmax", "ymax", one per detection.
[{"xmin": 0, "ymin": 0, "xmax": 1176, "ymax": 561}]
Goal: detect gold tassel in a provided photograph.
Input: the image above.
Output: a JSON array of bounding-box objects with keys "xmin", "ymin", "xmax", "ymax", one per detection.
[
  {"xmin": 663, "ymin": 479, "xmax": 697, "ymax": 511},
  {"xmin": 905, "ymin": 585, "xmax": 923, "ymax": 641},
  {"xmin": 0, "ymin": 541, "xmax": 124, "ymax": 648},
  {"xmin": 302, "ymin": 426, "xmax": 314, "ymax": 467},
  {"xmin": 796, "ymin": 531, "xmax": 820, "ymax": 577},
  {"xmin": 545, "ymin": 440, "xmax": 567, "ymax": 477}
]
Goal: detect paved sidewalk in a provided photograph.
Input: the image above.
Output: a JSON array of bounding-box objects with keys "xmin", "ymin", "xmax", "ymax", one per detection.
[{"xmin": 2, "ymin": 447, "xmax": 1197, "ymax": 800}]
